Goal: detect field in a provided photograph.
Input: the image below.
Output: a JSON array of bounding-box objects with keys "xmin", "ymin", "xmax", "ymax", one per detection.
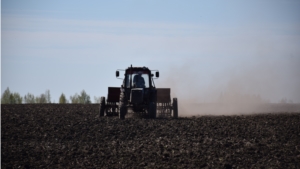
[{"xmin": 2, "ymin": 104, "xmax": 300, "ymax": 168}]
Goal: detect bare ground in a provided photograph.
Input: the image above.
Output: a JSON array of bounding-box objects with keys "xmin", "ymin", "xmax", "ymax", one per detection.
[{"xmin": 1, "ymin": 104, "xmax": 300, "ymax": 168}]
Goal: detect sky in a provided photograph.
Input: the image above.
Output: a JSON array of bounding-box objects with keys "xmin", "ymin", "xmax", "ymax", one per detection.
[{"xmin": 1, "ymin": 0, "xmax": 300, "ymax": 103}]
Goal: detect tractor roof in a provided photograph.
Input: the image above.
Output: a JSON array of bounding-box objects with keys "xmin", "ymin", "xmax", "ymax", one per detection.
[
  {"xmin": 125, "ymin": 66, "xmax": 151, "ymax": 74},
  {"xmin": 127, "ymin": 66, "xmax": 149, "ymax": 69}
]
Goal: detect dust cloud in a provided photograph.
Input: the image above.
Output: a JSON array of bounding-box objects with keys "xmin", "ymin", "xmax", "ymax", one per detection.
[{"xmin": 156, "ymin": 56, "xmax": 300, "ymax": 116}]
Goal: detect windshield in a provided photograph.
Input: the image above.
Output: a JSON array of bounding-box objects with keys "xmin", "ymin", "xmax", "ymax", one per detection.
[{"xmin": 126, "ymin": 73, "xmax": 150, "ymax": 88}]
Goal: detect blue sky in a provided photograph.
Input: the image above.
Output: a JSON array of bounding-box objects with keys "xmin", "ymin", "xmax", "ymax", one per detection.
[{"xmin": 2, "ymin": 0, "xmax": 300, "ymax": 103}]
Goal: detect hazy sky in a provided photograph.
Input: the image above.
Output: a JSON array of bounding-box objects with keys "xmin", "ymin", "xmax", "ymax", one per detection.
[{"xmin": 2, "ymin": 0, "xmax": 300, "ymax": 103}]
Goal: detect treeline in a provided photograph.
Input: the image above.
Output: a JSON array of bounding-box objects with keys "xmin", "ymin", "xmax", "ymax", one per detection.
[{"xmin": 1, "ymin": 87, "xmax": 101, "ymax": 104}]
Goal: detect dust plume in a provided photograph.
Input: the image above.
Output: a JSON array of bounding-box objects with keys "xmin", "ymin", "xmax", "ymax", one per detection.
[{"xmin": 156, "ymin": 56, "xmax": 300, "ymax": 116}]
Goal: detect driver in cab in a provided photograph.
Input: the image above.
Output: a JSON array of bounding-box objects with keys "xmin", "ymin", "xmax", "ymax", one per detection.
[{"xmin": 133, "ymin": 72, "xmax": 145, "ymax": 88}]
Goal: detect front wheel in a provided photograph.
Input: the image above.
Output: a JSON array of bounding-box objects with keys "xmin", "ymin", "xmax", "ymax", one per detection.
[
  {"xmin": 119, "ymin": 92, "xmax": 127, "ymax": 119},
  {"xmin": 173, "ymin": 98, "xmax": 178, "ymax": 119},
  {"xmin": 99, "ymin": 97, "xmax": 106, "ymax": 117},
  {"xmin": 119, "ymin": 106, "xmax": 126, "ymax": 119}
]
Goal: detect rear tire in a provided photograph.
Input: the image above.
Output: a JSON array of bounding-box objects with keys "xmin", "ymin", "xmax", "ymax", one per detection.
[
  {"xmin": 99, "ymin": 97, "xmax": 106, "ymax": 117},
  {"xmin": 119, "ymin": 92, "xmax": 127, "ymax": 119},
  {"xmin": 148, "ymin": 102, "xmax": 156, "ymax": 118},
  {"xmin": 173, "ymin": 98, "xmax": 178, "ymax": 119}
]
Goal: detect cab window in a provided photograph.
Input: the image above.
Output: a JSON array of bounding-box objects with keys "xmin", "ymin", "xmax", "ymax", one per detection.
[{"xmin": 126, "ymin": 73, "xmax": 149, "ymax": 88}]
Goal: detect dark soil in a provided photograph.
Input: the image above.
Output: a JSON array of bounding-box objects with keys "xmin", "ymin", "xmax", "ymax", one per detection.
[{"xmin": 2, "ymin": 104, "xmax": 300, "ymax": 168}]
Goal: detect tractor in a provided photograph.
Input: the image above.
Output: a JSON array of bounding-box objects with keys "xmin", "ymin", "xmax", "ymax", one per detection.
[{"xmin": 99, "ymin": 65, "xmax": 178, "ymax": 119}]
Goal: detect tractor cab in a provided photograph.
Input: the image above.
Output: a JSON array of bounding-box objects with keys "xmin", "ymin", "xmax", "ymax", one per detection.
[
  {"xmin": 117, "ymin": 66, "xmax": 156, "ymax": 105},
  {"xmin": 116, "ymin": 66, "xmax": 158, "ymax": 89}
]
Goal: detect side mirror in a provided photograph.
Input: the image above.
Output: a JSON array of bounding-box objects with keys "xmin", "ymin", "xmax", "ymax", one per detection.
[
  {"xmin": 151, "ymin": 74, "xmax": 154, "ymax": 77},
  {"xmin": 156, "ymin": 72, "xmax": 159, "ymax": 77},
  {"xmin": 116, "ymin": 71, "xmax": 119, "ymax": 77}
]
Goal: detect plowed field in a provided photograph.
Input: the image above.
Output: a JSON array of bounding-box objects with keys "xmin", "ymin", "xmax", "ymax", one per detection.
[{"xmin": 2, "ymin": 104, "xmax": 300, "ymax": 168}]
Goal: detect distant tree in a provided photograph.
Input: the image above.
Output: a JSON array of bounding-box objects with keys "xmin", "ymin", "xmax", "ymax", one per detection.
[
  {"xmin": 70, "ymin": 90, "xmax": 91, "ymax": 104},
  {"xmin": 1, "ymin": 87, "xmax": 23, "ymax": 104},
  {"xmin": 59, "ymin": 93, "xmax": 68, "ymax": 104},
  {"xmin": 70, "ymin": 93, "xmax": 80, "ymax": 103},
  {"xmin": 13, "ymin": 93, "xmax": 23, "ymax": 104},
  {"xmin": 45, "ymin": 90, "xmax": 51, "ymax": 103},
  {"xmin": 35, "ymin": 90, "xmax": 51, "ymax": 103},
  {"xmin": 24, "ymin": 93, "xmax": 35, "ymax": 103},
  {"xmin": 1, "ymin": 87, "xmax": 11, "ymax": 104},
  {"xmin": 36, "ymin": 94, "xmax": 47, "ymax": 103},
  {"xmin": 35, "ymin": 96, "xmax": 41, "ymax": 103},
  {"xmin": 94, "ymin": 96, "xmax": 101, "ymax": 103},
  {"xmin": 79, "ymin": 90, "xmax": 91, "ymax": 104},
  {"xmin": 9, "ymin": 93, "xmax": 16, "ymax": 104}
]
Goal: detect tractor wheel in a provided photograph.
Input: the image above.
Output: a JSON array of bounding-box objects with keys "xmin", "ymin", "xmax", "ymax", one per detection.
[
  {"xmin": 119, "ymin": 92, "xmax": 126, "ymax": 120},
  {"xmin": 173, "ymin": 98, "xmax": 178, "ymax": 119},
  {"xmin": 119, "ymin": 105, "xmax": 126, "ymax": 120},
  {"xmin": 148, "ymin": 102, "xmax": 156, "ymax": 118},
  {"xmin": 99, "ymin": 97, "xmax": 106, "ymax": 117}
]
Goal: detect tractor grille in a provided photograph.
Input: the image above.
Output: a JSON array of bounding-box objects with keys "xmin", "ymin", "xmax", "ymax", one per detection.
[{"xmin": 130, "ymin": 88, "xmax": 144, "ymax": 104}]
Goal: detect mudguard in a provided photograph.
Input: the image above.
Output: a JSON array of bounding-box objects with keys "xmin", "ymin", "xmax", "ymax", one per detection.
[
  {"xmin": 107, "ymin": 87, "xmax": 120, "ymax": 102},
  {"xmin": 156, "ymin": 88, "xmax": 171, "ymax": 103}
]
